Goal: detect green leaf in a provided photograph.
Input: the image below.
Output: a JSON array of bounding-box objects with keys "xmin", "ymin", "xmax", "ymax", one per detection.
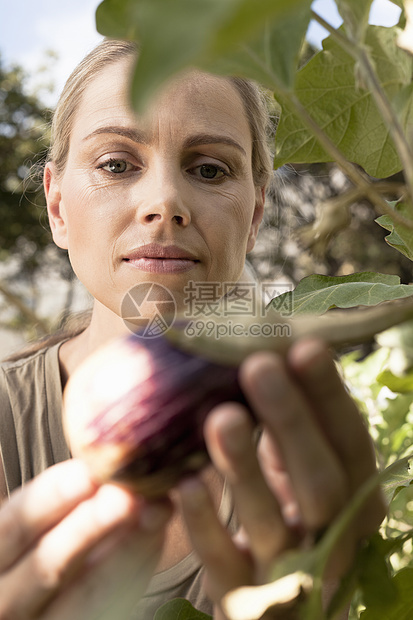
[
  {"xmin": 273, "ymin": 25, "xmax": 413, "ymax": 177},
  {"xmin": 96, "ymin": 0, "xmax": 140, "ymax": 40},
  {"xmin": 154, "ymin": 598, "xmax": 212, "ymax": 620},
  {"xmin": 130, "ymin": 0, "xmax": 235, "ymax": 112},
  {"xmin": 393, "ymin": 82, "xmax": 413, "ymax": 139},
  {"xmin": 327, "ymin": 533, "xmax": 405, "ymax": 617},
  {"xmin": 377, "ymin": 369, "xmax": 413, "ymax": 393},
  {"xmin": 360, "ymin": 567, "xmax": 413, "ymax": 619},
  {"xmin": 269, "ymin": 272, "xmax": 413, "ymax": 315},
  {"xmin": 357, "ymin": 533, "xmax": 398, "ymax": 609},
  {"xmin": 204, "ymin": 9, "xmax": 311, "ymax": 91},
  {"xmin": 207, "ymin": 0, "xmax": 311, "ymax": 56},
  {"xmin": 376, "ymin": 202, "xmax": 413, "ymax": 261},
  {"xmin": 96, "ymin": 0, "xmax": 312, "ymax": 112},
  {"xmin": 381, "ymin": 456, "xmax": 413, "ymax": 504}
]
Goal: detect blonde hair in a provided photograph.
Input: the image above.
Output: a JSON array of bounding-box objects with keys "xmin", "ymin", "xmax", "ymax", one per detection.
[{"xmin": 48, "ymin": 38, "xmax": 274, "ymax": 187}]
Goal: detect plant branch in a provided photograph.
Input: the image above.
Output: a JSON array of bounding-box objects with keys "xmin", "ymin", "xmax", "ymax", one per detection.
[
  {"xmin": 311, "ymin": 9, "xmax": 413, "ymax": 208},
  {"xmin": 295, "ymin": 181, "xmax": 407, "ymax": 257}
]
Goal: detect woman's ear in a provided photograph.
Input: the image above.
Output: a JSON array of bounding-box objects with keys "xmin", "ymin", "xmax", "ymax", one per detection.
[
  {"xmin": 246, "ymin": 186, "xmax": 265, "ymax": 254},
  {"xmin": 44, "ymin": 162, "xmax": 69, "ymax": 250}
]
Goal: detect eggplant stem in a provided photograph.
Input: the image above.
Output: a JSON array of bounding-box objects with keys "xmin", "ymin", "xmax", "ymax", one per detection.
[{"xmin": 166, "ymin": 296, "xmax": 413, "ymax": 365}]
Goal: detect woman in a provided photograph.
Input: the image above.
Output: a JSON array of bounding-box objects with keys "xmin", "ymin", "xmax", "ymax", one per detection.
[{"xmin": 0, "ymin": 39, "xmax": 384, "ymax": 619}]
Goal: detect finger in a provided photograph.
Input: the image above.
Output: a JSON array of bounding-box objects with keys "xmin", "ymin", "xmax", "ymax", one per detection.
[
  {"xmin": 239, "ymin": 352, "xmax": 348, "ymax": 532},
  {"xmin": 42, "ymin": 502, "xmax": 171, "ymax": 620},
  {"xmin": 178, "ymin": 476, "xmax": 252, "ymax": 603},
  {"xmin": 287, "ymin": 339, "xmax": 376, "ymax": 483},
  {"xmin": 287, "ymin": 339, "xmax": 386, "ymax": 532},
  {"xmin": 204, "ymin": 404, "xmax": 293, "ymax": 565},
  {"xmin": 0, "ymin": 459, "xmax": 97, "ymax": 572},
  {"xmin": 0, "ymin": 484, "xmax": 150, "ymax": 617},
  {"xmin": 256, "ymin": 431, "xmax": 300, "ymax": 529}
]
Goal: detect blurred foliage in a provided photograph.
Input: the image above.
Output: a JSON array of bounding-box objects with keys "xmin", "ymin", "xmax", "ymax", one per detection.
[
  {"xmin": 0, "ymin": 56, "xmax": 52, "ymax": 270},
  {"xmin": 340, "ymin": 324, "xmax": 413, "ymax": 619},
  {"xmin": 248, "ymin": 164, "xmax": 413, "ymax": 288},
  {"xmin": 0, "ymin": 56, "xmax": 80, "ymax": 344}
]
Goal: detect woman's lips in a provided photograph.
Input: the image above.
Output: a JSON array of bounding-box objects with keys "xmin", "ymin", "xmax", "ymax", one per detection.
[
  {"xmin": 123, "ymin": 244, "xmax": 199, "ymax": 273},
  {"xmin": 124, "ymin": 257, "xmax": 198, "ymax": 273}
]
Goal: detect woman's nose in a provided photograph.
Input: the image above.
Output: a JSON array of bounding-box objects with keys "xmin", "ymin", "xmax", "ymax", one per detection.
[{"xmin": 136, "ymin": 165, "xmax": 191, "ymax": 227}]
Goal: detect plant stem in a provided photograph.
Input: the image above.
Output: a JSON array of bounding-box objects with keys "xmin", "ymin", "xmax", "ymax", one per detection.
[
  {"xmin": 311, "ymin": 10, "xmax": 413, "ymax": 207},
  {"xmin": 358, "ymin": 45, "xmax": 413, "ymax": 201}
]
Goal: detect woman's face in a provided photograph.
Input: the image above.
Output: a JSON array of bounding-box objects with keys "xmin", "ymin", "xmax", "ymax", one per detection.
[{"xmin": 45, "ymin": 59, "xmax": 265, "ymax": 315}]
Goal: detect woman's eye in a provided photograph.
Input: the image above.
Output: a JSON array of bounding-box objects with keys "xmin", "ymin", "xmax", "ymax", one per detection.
[
  {"xmin": 98, "ymin": 159, "xmax": 134, "ymax": 174},
  {"xmin": 197, "ymin": 164, "xmax": 227, "ymax": 180}
]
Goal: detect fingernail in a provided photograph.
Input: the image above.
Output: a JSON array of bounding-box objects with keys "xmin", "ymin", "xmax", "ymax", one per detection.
[
  {"xmin": 289, "ymin": 339, "xmax": 329, "ymax": 377},
  {"xmin": 255, "ymin": 363, "xmax": 287, "ymax": 402},
  {"xmin": 140, "ymin": 502, "xmax": 171, "ymax": 531},
  {"xmin": 221, "ymin": 413, "xmax": 253, "ymax": 456}
]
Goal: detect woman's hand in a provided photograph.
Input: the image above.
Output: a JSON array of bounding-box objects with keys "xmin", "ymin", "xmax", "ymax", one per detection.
[
  {"xmin": 0, "ymin": 459, "xmax": 171, "ymax": 619},
  {"xmin": 178, "ymin": 338, "xmax": 386, "ymax": 619}
]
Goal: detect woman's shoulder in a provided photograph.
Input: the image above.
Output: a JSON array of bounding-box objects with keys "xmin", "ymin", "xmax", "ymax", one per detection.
[
  {"xmin": 0, "ymin": 341, "xmax": 64, "ymax": 407},
  {"xmin": 1, "ymin": 342, "xmax": 61, "ymax": 387},
  {"xmin": 2, "ymin": 343, "xmax": 52, "ymax": 369},
  {"xmin": 0, "ymin": 340, "xmax": 70, "ymax": 494}
]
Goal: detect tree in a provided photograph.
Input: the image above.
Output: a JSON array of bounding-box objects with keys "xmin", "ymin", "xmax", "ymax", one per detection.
[
  {"xmin": 0, "ymin": 57, "xmax": 75, "ymax": 340},
  {"xmin": 0, "ymin": 57, "xmax": 51, "ymax": 265}
]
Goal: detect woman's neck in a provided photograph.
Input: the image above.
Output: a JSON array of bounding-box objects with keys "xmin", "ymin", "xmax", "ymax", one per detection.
[{"xmin": 58, "ymin": 301, "xmax": 130, "ymax": 386}]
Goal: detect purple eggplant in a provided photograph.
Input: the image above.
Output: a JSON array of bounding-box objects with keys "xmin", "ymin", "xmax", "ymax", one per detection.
[{"xmin": 63, "ymin": 332, "xmax": 250, "ymax": 497}]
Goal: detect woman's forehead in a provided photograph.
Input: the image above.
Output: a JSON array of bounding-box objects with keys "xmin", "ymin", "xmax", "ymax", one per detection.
[{"xmin": 71, "ymin": 60, "xmax": 252, "ymax": 149}]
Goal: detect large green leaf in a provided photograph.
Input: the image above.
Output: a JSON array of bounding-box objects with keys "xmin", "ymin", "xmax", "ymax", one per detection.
[
  {"xmin": 269, "ymin": 272, "xmax": 413, "ymax": 315},
  {"xmin": 357, "ymin": 533, "xmax": 398, "ymax": 609},
  {"xmin": 273, "ymin": 25, "xmax": 413, "ymax": 178},
  {"xmin": 154, "ymin": 598, "xmax": 211, "ymax": 620},
  {"xmin": 97, "ymin": 0, "xmax": 233, "ymax": 112},
  {"xmin": 376, "ymin": 201, "xmax": 413, "ymax": 261},
  {"xmin": 204, "ymin": 10, "xmax": 311, "ymax": 91},
  {"xmin": 95, "ymin": 0, "xmax": 141, "ymax": 40},
  {"xmin": 360, "ymin": 567, "xmax": 413, "ymax": 619},
  {"xmin": 96, "ymin": 0, "xmax": 311, "ymax": 112}
]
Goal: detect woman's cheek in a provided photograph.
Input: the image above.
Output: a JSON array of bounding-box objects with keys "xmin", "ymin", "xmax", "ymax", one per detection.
[{"xmin": 210, "ymin": 184, "xmax": 255, "ymax": 226}]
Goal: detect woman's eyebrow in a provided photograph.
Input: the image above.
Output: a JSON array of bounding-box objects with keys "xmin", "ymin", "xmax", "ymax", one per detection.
[
  {"xmin": 82, "ymin": 126, "xmax": 149, "ymax": 144},
  {"xmin": 183, "ymin": 133, "xmax": 247, "ymax": 156},
  {"xmin": 82, "ymin": 127, "xmax": 247, "ymax": 157}
]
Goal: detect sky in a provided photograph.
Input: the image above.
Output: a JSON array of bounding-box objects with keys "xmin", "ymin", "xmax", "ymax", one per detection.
[{"xmin": 0, "ymin": 0, "xmax": 402, "ymax": 107}]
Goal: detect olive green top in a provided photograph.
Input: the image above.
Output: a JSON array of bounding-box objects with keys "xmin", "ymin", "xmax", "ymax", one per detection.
[{"xmin": 0, "ymin": 343, "xmax": 236, "ymax": 618}]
